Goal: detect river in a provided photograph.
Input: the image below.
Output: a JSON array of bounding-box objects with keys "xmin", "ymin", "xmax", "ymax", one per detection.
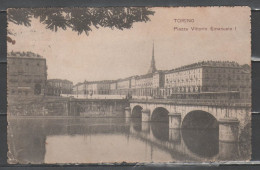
[{"xmin": 7, "ymin": 116, "xmax": 250, "ymax": 164}]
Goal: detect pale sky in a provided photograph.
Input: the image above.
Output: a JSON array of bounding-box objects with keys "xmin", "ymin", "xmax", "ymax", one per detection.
[{"xmin": 8, "ymin": 7, "xmax": 251, "ymax": 84}]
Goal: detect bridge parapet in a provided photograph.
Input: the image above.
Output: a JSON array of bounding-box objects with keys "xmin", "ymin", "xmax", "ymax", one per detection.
[{"xmin": 129, "ymin": 99, "xmax": 250, "ymax": 108}]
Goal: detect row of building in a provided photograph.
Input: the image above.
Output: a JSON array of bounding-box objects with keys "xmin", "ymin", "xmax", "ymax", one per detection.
[
  {"xmin": 72, "ymin": 45, "xmax": 251, "ymax": 100},
  {"xmin": 7, "ymin": 49, "xmax": 251, "ymax": 100},
  {"xmin": 73, "ymin": 61, "xmax": 251, "ymax": 100}
]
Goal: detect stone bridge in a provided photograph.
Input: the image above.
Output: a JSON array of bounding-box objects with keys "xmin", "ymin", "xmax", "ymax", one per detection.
[
  {"xmin": 128, "ymin": 121, "xmax": 241, "ymax": 161},
  {"xmin": 127, "ymin": 99, "xmax": 251, "ymax": 143}
]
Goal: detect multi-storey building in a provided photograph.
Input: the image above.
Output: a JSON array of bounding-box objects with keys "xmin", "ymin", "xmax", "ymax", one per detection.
[
  {"xmin": 239, "ymin": 64, "xmax": 251, "ymax": 100},
  {"xmin": 72, "ymin": 43, "xmax": 250, "ymax": 101},
  {"xmin": 132, "ymin": 71, "xmax": 165, "ymax": 97},
  {"xmin": 135, "ymin": 73, "xmax": 153, "ymax": 96},
  {"xmin": 72, "ymin": 84, "xmax": 79, "ymax": 95},
  {"xmin": 152, "ymin": 71, "xmax": 165, "ymax": 97},
  {"xmin": 165, "ymin": 66, "xmax": 203, "ymax": 95},
  {"xmin": 85, "ymin": 80, "xmax": 111, "ymax": 95},
  {"xmin": 109, "ymin": 81, "xmax": 117, "ymax": 95},
  {"xmin": 131, "ymin": 44, "xmax": 165, "ymax": 97},
  {"xmin": 96, "ymin": 81, "xmax": 111, "ymax": 95},
  {"xmin": 72, "ymin": 81, "xmax": 86, "ymax": 96},
  {"xmin": 116, "ymin": 78, "xmax": 131, "ymax": 95},
  {"xmin": 46, "ymin": 79, "xmax": 73, "ymax": 96},
  {"xmin": 130, "ymin": 76, "xmax": 137, "ymax": 96},
  {"xmin": 86, "ymin": 82, "xmax": 96, "ymax": 95},
  {"xmin": 164, "ymin": 61, "xmax": 251, "ymax": 99},
  {"xmin": 77, "ymin": 81, "xmax": 87, "ymax": 95},
  {"xmin": 7, "ymin": 51, "xmax": 47, "ymax": 96}
]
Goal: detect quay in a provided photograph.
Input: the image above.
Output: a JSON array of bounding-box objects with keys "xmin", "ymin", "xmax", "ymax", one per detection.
[{"xmin": 8, "ymin": 94, "xmax": 250, "ymax": 143}]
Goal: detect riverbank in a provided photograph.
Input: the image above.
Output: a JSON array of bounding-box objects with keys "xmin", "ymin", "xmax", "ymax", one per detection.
[
  {"xmin": 8, "ymin": 95, "xmax": 70, "ymax": 105},
  {"xmin": 8, "ymin": 95, "xmax": 128, "ymax": 117},
  {"xmin": 8, "ymin": 115, "xmax": 128, "ymax": 119}
]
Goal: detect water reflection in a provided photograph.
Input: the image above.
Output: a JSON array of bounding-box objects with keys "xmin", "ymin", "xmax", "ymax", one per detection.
[
  {"xmin": 150, "ymin": 122, "xmax": 169, "ymax": 141},
  {"xmin": 169, "ymin": 129, "xmax": 181, "ymax": 143},
  {"xmin": 181, "ymin": 129, "xmax": 219, "ymax": 158},
  {"xmin": 8, "ymin": 117, "xmax": 249, "ymax": 164},
  {"xmin": 131, "ymin": 118, "xmax": 142, "ymax": 132}
]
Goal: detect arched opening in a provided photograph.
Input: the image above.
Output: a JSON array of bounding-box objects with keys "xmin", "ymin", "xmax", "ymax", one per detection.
[
  {"xmin": 131, "ymin": 105, "xmax": 143, "ymax": 118},
  {"xmin": 181, "ymin": 110, "xmax": 219, "ymax": 158},
  {"xmin": 150, "ymin": 107, "xmax": 169, "ymax": 141},
  {"xmin": 131, "ymin": 105, "xmax": 143, "ymax": 132},
  {"xmin": 182, "ymin": 110, "xmax": 218, "ymax": 129},
  {"xmin": 151, "ymin": 122, "xmax": 169, "ymax": 141},
  {"xmin": 151, "ymin": 107, "xmax": 169, "ymax": 122},
  {"xmin": 34, "ymin": 84, "xmax": 41, "ymax": 95}
]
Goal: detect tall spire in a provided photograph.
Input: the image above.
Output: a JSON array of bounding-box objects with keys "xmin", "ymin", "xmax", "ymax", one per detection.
[
  {"xmin": 147, "ymin": 41, "xmax": 157, "ymax": 74},
  {"xmin": 152, "ymin": 41, "xmax": 154, "ymax": 59}
]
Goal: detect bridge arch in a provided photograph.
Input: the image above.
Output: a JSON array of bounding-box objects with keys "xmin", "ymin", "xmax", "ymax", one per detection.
[
  {"xmin": 181, "ymin": 110, "xmax": 219, "ymax": 158},
  {"xmin": 151, "ymin": 107, "xmax": 169, "ymax": 122},
  {"xmin": 131, "ymin": 105, "xmax": 143, "ymax": 118},
  {"xmin": 182, "ymin": 110, "xmax": 218, "ymax": 129}
]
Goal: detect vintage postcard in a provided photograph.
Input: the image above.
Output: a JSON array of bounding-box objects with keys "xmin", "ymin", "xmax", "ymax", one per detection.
[{"xmin": 7, "ymin": 7, "xmax": 251, "ymax": 164}]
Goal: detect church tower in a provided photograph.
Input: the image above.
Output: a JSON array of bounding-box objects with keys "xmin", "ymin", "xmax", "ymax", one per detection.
[{"xmin": 147, "ymin": 42, "xmax": 157, "ymax": 74}]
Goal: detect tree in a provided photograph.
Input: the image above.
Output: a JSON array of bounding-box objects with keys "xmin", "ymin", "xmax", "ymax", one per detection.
[{"xmin": 8, "ymin": 7, "xmax": 155, "ymax": 35}]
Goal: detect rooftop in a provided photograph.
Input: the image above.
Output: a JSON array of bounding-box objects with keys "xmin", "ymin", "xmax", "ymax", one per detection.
[
  {"xmin": 136, "ymin": 73, "xmax": 153, "ymax": 80},
  {"xmin": 47, "ymin": 79, "xmax": 73, "ymax": 84},
  {"xmin": 8, "ymin": 51, "xmax": 43, "ymax": 58},
  {"xmin": 166, "ymin": 61, "xmax": 242, "ymax": 74}
]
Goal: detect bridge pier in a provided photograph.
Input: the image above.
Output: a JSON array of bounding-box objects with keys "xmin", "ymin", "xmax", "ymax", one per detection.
[
  {"xmin": 168, "ymin": 113, "xmax": 181, "ymax": 129},
  {"xmin": 124, "ymin": 107, "xmax": 131, "ymax": 117},
  {"xmin": 218, "ymin": 141, "xmax": 239, "ymax": 160},
  {"xmin": 219, "ymin": 118, "xmax": 239, "ymax": 142},
  {"xmin": 125, "ymin": 107, "xmax": 131, "ymax": 123},
  {"xmin": 169, "ymin": 129, "xmax": 181, "ymax": 143},
  {"xmin": 141, "ymin": 122, "xmax": 150, "ymax": 132},
  {"xmin": 142, "ymin": 109, "xmax": 151, "ymax": 122}
]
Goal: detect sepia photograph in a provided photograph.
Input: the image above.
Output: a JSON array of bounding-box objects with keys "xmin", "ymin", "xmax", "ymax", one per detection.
[{"xmin": 7, "ymin": 7, "xmax": 251, "ymax": 163}]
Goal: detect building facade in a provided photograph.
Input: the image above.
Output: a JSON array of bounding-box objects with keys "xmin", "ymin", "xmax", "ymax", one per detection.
[
  {"xmin": 77, "ymin": 82, "xmax": 87, "ymax": 95},
  {"xmin": 46, "ymin": 79, "xmax": 73, "ymax": 96},
  {"xmin": 72, "ymin": 84, "xmax": 78, "ymax": 95},
  {"xmin": 73, "ymin": 80, "xmax": 111, "ymax": 95},
  {"xmin": 164, "ymin": 61, "xmax": 251, "ymax": 100},
  {"xmin": 134, "ymin": 73, "xmax": 153, "ymax": 97},
  {"xmin": 109, "ymin": 81, "xmax": 118, "ymax": 95},
  {"xmin": 7, "ymin": 51, "xmax": 47, "ymax": 96},
  {"xmin": 116, "ymin": 78, "xmax": 131, "ymax": 95},
  {"xmin": 96, "ymin": 81, "xmax": 111, "ymax": 95},
  {"xmin": 72, "ymin": 44, "xmax": 250, "ymax": 101}
]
